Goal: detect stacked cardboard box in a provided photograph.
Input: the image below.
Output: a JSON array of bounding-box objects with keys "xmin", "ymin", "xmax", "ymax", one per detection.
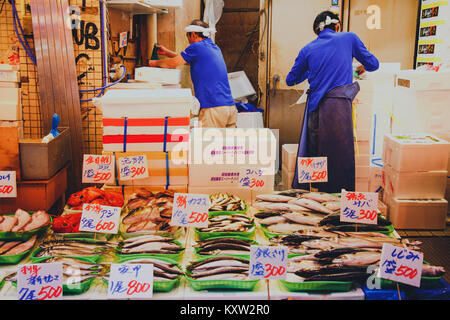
[
  {"xmin": 0, "ymin": 65, "xmax": 22, "ymax": 122},
  {"xmin": 281, "ymin": 144, "xmax": 297, "ymax": 189},
  {"xmin": 382, "ymin": 134, "xmax": 449, "ymax": 229},
  {"xmin": 94, "ymin": 89, "xmax": 193, "ymax": 197}
]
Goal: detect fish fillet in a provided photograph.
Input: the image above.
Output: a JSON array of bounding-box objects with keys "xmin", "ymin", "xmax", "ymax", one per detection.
[
  {"xmin": 0, "ymin": 216, "xmax": 18, "ymax": 232},
  {"xmin": 11, "ymin": 209, "xmax": 32, "ymax": 232}
]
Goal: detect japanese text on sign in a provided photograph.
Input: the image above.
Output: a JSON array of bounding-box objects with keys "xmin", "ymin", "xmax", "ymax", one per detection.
[
  {"xmin": 17, "ymin": 263, "xmax": 63, "ymax": 300},
  {"xmin": 378, "ymin": 243, "xmax": 423, "ymax": 288},
  {"xmin": 249, "ymin": 246, "xmax": 288, "ymax": 280},
  {"xmin": 82, "ymin": 155, "xmax": 115, "ymax": 184},
  {"xmin": 0, "ymin": 171, "xmax": 17, "ymax": 198},
  {"xmin": 340, "ymin": 190, "xmax": 378, "ymax": 225},
  {"xmin": 297, "ymin": 157, "xmax": 328, "ymax": 183},
  {"xmin": 79, "ymin": 203, "xmax": 121, "ymax": 234},
  {"xmin": 118, "ymin": 155, "xmax": 149, "ymax": 181},
  {"xmin": 108, "ymin": 263, "xmax": 153, "ymax": 299},
  {"xmin": 171, "ymin": 193, "xmax": 210, "ymax": 228},
  {"xmin": 238, "ymin": 167, "xmax": 266, "ymax": 189}
]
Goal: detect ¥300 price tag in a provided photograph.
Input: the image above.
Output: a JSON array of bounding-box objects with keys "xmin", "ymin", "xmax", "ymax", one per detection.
[
  {"xmin": 378, "ymin": 243, "xmax": 424, "ymax": 288},
  {"xmin": 0, "ymin": 171, "xmax": 17, "ymax": 198},
  {"xmin": 80, "ymin": 203, "xmax": 121, "ymax": 234},
  {"xmin": 118, "ymin": 155, "xmax": 149, "ymax": 181},
  {"xmin": 108, "ymin": 263, "xmax": 153, "ymax": 299},
  {"xmin": 249, "ymin": 245, "xmax": 288, "ymax": 280},
  {"xmin": 17, "ymin": 263, "xmax": 63, "ymax": 300},
  {"xmin": 297, "ymin": 157, "xmax": 328, "ymax": 183},
  {"xmin": 170, "ymin": 193, "xmax": 210, "ymax": 228},
  {"xmin": 82, "ymin": 155, "xmax": 115, "ymax": 184},
  {"xmin": 340, "ymin": 190, "xmax": 378, "ymax": 225},
  {"xmin": 238, "ymin": 167, "xmax": 267, "ymax": 189}
]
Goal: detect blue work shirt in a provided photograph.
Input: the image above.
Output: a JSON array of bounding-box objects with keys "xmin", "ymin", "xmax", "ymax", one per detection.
[
  {"xmin": 181, "ymin": 38, "xmax": 235, "ymax": 109},
  {"xmin": 286, "ymin": 29, "xmax": 379, "ymax": 112}
]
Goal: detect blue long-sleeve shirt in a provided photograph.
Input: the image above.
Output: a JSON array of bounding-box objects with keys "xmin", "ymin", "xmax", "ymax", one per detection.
[{"xmin": 286, "ymin": 29, "xmax": 379, "ymax": 112}]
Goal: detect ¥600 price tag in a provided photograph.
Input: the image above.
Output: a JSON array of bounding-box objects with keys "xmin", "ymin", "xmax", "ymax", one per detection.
[
  {"xmin": 80, "ymin": 203, "xmax": 121, "ymax": 234},
  {"xmin": 238, "ymin": 167, "xmax": 267, "ymax": 189},
  {"xmin": 340, "ymin": 190, "xmax": 378, "ymax": 225},
  {"xmin": 0, "ymin": 171, "xmax": 17, "ymax": 198},
  {"xmin": 249, "ymin": 245, "xmax": 288, "ymax": 280},
  {"xmin": 118, "ymin": 155, "xmax": 149, "ymax": 181},
  {"xmin": 108, "ymin": 263, "xmax": 153, "ymax": 299},
  {"xmin": 297, "ymin": 157, "xmax": 328, "ymax": 183},
  {"xmin": 170, "ymin": 193, "xmax": 210, "ymax": 228},
  {"xmin": 17, "ymin": 263, "xmax": 63, "ymax": 300},
  {"xmin": 82, "ymin": 155, "xmax": 115, "ymax": 184}
]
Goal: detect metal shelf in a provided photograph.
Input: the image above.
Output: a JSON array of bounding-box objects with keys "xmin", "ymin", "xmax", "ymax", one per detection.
[{"xmin": 106, "ymin": 0, "xmax": 168, "ymax": 15}]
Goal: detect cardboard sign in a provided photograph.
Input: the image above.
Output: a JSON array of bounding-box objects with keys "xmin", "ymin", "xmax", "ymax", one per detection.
[
  {"xmin": 249, "ymin": 245, "xmax": 288, "ymax": 280},
  {"xmin": 238, "ymin": 167, "xmax": 267, "ymax": 189},
  {"xmin": 79, "ymin": 203, "xmax": 121, "ymax": 234},
  {"xmin": 17, "ymin": 263, "xmax": 63, "ymax": 300},
  {"xmin": 170, "ymin": 193, "xmax": 210, "ymax": 228},
  {"xmin": 119, "ymin": 31, "xmax": 128, "ymax": 48},
  {"xmin": 297, "ymin": 157, "xmax": 328, "ymax": 183},
  {"xmin": 82, "ymin": 155, "xmax": 115, "ymax": 184},
  {"xmin": 378, "ymin": 243, "xmax": 424, "ymax": 288},
  {"xmin": 118, "ymin": 155, "xmax": 149, "ymax": 181},
  {"xmin": 0, "ymin": 171, "xmax": 16, "ymax": 198},
  {"xmin": 108, "ymin": 263, "xmax": 153, "ymax": 299},
  {"xmin": 340, "ymin": 190, "xmax": 379, "ymax": 225}
]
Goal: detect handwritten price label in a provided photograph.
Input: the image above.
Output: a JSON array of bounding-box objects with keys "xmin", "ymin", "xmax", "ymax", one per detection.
[
  {"xmin": 118, "ymin": 155, "xmax": 149, "ymax": 181},
  {"xmin": 238, "ymin": 167, "xmax": 267, "ymax": 189},
  {"xmin": 170, "ymin": 193, "xmax": 210, "ymax": 228},
  {"xmin": 82, "ymin": 155, "xmax": 115, "ymax": 184},
  {"xmin": 79, "ymin": 203, "xmax": 121, "ymax": 234},
  {"xmin": 249, "ymin": 245, "xmax": 288, "ymax": 280},
  {"xmin": 340, "ymin": 190, "xmax": 379, "ymax": 225},
  {"xmin": 0, "ymin": 171, "xmax": 17, "ymax": 198},
  {"xmin": 108, "ymin": 263, "xmax": 153, "ymax": 299},
  {"xmin": 378, "ymin": 243, "xmax": 423, "ymax": 288},
  {"xmin": 297, "ymin": 157, "xmax": 328, "ymax": 183},
  {"xmin": 17, "ymin": 263, "xmax": 63, "ymax": 300}
]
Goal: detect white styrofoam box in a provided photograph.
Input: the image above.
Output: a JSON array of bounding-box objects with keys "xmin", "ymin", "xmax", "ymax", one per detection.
[
  {"xmin": 383, "ymin": 164, "xmax": 447, "ymax": 199},
  {"xmin": 134, "ymin": 67, "xmax": 181, "ymax": 85},
  {"xmin": 190, "ymin": 117, "xmax": 199, "ymax": 128},
  {"xmin": 383, "ymin": 133, "xmax": 450, "ymax": 172},
  {"xmin": 93, "ymin": 89, "xmax": 193, "ymax": 118},
  {"xmin": 396, "ymin": 70, "xmax": 450, "ymax": 90},
  {"xmin": 355, "ymin": 154, "xmax": 371, "ymax": 167},
  {"xmin": 369, "ymin": 165, "xmax": 383, "ymax": 193},
  {"xmin": 0, "ymin": 64, "xmax": 19, "ymax": 83},
  {"xmin": 1, "ymin": 87, "xmax": 20, "ymax": 104},
  {"xmin": 388, "ymin": 198, "xmax": 448, "ymax": 230},
  {"xmin": 355, "ymin": 177, "xmax": 369, "ymax": 192},
  {"xmin": 236, "ymin": 112, "xmax": 264, "ymax": 128},
  {"xmin": 145, "ymin": 0, "xmax": 183, "ymax": 8},
  {"xmin": 271, "ymin": 129, "xmax": 280, "ymax": 172},
  {"xmin": 1, "ymin": 102, "xmax": 22, "ymax": 121},
  {"xmin": 228, "ymin": 71, "xmax": 256, "ymax": 100},
  {"xmin": 355, "ymin": 141, "xmax": 371, "ymax": 155},
  {"xmin": 282, "ymin": 144, "xmax": 298, "ymax": 172},
  {"xmin": 107, "ymin": 82, "xmax": 163, "ymax": 90},
  {"xmin": 356, "ymin": 166, "xmax": 370, "ymax": 178}
]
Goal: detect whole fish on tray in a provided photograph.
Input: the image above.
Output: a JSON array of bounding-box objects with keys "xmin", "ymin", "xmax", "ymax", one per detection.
[
  {"xmin": 253, "ymin": 201, "xmax": 311, "ymax": 212},
  {"xmin": 197, "ymin": 214, "xmax": 254, "ymax": 233},
  {"xmin": 187, "ymin": 256, "xmax": 250, "ymax": 280},
  {"xmin": 117, "ymin": 235, "xmax": 183, "ymax": 255},
  {"xmin": 194, "ymin": 237, "xmax": 255, "ymax": 256},
  {"xmin": 34, "ymin": 239, "xmax": 114, "ymax": 258},
  {"xmin": 301, "ymin": 192, "xmax": 340, "ymax": 203},
  {"xmin": 289, "ymin": 198, "xmax": 334, "ymax": 215},
  {"xmin": 209, "ymin": 194, "xmax": 246, "ymax": 212}
]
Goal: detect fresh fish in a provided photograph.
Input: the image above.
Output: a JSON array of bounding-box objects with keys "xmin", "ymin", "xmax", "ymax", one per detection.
[
  {"xmin": 267, "ymin": 223, "xmax": 321, "ymax": 234},
  {"xmin": 120, "ymin": 258, "xmax": 177, "ymax": 268},
  {"xmin": 192, "ymin": 273, "xmax": 248, "ymax": 280},
  {"xmin": 322, "ymin": 201, "xmax": 341, "ymax": 212},
  {"xmin": 255, "ymin": 194, "xmax": 296, "ymax": 203},
  {"xmin": 11, "ymin": 209, "xmax": 32, "ymax": 232},
  {"xmin": 197, "ymin": 243, "xmax": 250, "ymax": 255},
  {"xmin": 273, "ymin": 234, "xmax": 323, "ymax": 245},
  {"xmin": 190, "ymin": 266, "xmax": 249, "ymax": 278},
  {"xmin": 332, "ymin": 251, "xmax": 381, "ymax": 266},
  {"xmin": 294, "ymin": 264, "xmax": 368, "ymax": 278},
  {"xmin": 35, "ymin": 248, "xmax": 100, "ymax": 257},
  {"xmin": 281, "ymin": 212, "xmax": 323, "ymax": 226},
  {"xmin": 0, "ymin": 216, "xmax": 18, "ymax": 232},
  {"xmin": 200, "ymin": 249, "xmax": 251, "ymax": 256},
  {"xmin": 188, "ymin": 256, "xmax": 249, "ymax": 271},
  {"xmin": 253, "ymin": 210, "xmax": 283, "ymax": 219},
  {"xmin": 290, "ymin": 198, "xmax": 334, "ymax": 215},
  {"xmin": 0, "ymin": 240, "xmax": 21, "ymax": 255},
  {"xmin": 301, "ymin": 239, "xmax": 346, "ymax": 250},
  {"xmin": 301, "ymin": 192, "xmax": 340, "ymax": 203},
  {"xmin": 304, "ymin": 271, "xmax": 369, "ymax": 282},
  {"xmin": 254, "ymin": 201, "xmax": 312, "ymax": 212},
  {"xmin": 420, "ymin": 265, "xmax": 445, "ymax": 277},
  {"xmin": 325, "ymin": 224, "xmax": 390, "ymax": 232},
  {"xmin": 22, "ymin": 211, "xmax": 50, "ymax": 231},
  {"xmin": 194, "ymin": 237, "xmax": 252, "ymax": 248},
  {"xmin": 40, "ymin": 257, "xmax": 102, "ymax": 270},
  {"xmin": 275, "ymin": 189, "xmax": 309, "ymax": 197},
  {"xmin": 259, "ymin": 216, "xmax": 287, "ymax": 225},
  {"xmin": 1, "ymin": 235, "xmax": 37, "ymax": 256},
  {"xmin": 122, "ymin": 235, "xmax": 175, "ymax": 249},
  {"xmin": 120, "ymin": 241, "xmax": 183, "ymax": 254}
]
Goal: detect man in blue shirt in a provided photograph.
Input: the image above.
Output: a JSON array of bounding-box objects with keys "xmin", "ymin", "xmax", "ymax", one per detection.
[
  {"xmin": 286, "ymin": 11, "xmax": 379, "ymax": 193},
  {"xmin": 149, "ymin": 20, "xmax": 237, "ymax": 128}
]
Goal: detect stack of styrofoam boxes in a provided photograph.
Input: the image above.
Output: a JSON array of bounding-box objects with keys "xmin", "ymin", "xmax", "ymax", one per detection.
[
  {"xmin": 382, "ymin": 134, "xmax": 449, "ymax": 230},
  {"xmin": 93, "ymin": 89, "xmax": 193, "ymax": 198},
  {"xmin": 0, "ymin": 64, "xmax": 22, "ymax": 123},
  {"xmin": 281, "ymin": 144, "xmax": 297, "ymax": 189},
  {"xmin": 353, "ymin": 64, "xmax": 398, "ymax": 192},
  {"xmin": 188, "ymin": 128, "xmax": 277, "ymax": 205}
]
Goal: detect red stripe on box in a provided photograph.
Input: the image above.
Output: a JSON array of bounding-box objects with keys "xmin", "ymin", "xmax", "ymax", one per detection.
[
  {"xmin": 103, "ymin": 117, "xmax": 190, "ymax": 127},
  {"xmin": 103, "ymin": 134, "xmax": 189, "ymax": 144}
]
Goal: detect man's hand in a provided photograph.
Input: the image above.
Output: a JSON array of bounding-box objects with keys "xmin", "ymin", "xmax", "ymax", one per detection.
[
  {"xmin": 148, "ymin": 60, "xmax": 160, "ymax": 67},
  {"xmin": 356, "ymin": 65, "xmax": 366, "ymax": 76},
  {"xmin": 156, "ymin": 45, "xmax": 178, "ymax": 58}
]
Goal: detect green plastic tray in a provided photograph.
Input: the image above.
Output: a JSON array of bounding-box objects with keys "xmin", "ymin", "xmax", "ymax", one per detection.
[
  {"xmin": 379, "ymin": 276, "xmax": 442, "ymax": 290},
  {"xmin": 209, "ymin": 200, "xmax": 249, "ymax": 216},
  {"xmin": 0, "ymin": 247, "xmax": 33, "ymax": 265},
  {"xmin": 115, "ymin": 239, "xmax": 185, "ymax": 263},
  {"xmin": 279, "ymin": 279, "xmax": 354, "ymax": 292},
  {"xmin": 0, "ymin": 213, "xmax": 52, "ymax": 241},
  {"xmin": 194, "ymin": 212, "xmax": 256, "ymax": 241},
  {"xmin": 51, "ymin": 231, "xmax": 116, "ymax": 241}
]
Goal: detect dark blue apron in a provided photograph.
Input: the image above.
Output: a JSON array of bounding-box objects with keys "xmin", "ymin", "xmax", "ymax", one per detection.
[{"xmin": 292, "ymin": 82, "xmax": 360, "ymax": 193}]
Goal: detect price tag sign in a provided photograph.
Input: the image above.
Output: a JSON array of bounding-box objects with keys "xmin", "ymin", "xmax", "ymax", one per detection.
[
  {"xmin": 119, "ymin": 31, "xmax": 128, "ymax": 48},
  {"xmin": 249, "ymin": 245, "xmax": 288, "ymax": 280},
  {"xmin": 238, "ymin": 167, "xmax": 267, "ymax": 189},
  {"xmin": 108, "ymin": 263, "xmax": 153, "ymax": 299},
  {"xmin": 340, "ymin": 190, "xmax": 379, "ymax": 225},
  {"xmin": 297, "ymin": 157, "xmax": 328, "ymax": 183},
  {"xmin": 82, "ymin": 155, "xmax": 115, "ymax": 184},
  {"xmin": 378, "ymin": 243, "xmax": 423, "ymax": 288},
  {"xmin": 0, "ymin": 171, "xmax": 16, "ymax": 198},
  {"xmin": 17, "ymin": 263, "xmax": 63, "ymax": 300},
  {"xmin": 170, "ymin": 193, "xmax": 210, "ymax": 228},
  {"xmin": 79, "ymin": 203, "xmax": 121, "ymax": 234},
  {"xmin": 118, "ymin": 155, "xmax": 149, "ymax": 181}
]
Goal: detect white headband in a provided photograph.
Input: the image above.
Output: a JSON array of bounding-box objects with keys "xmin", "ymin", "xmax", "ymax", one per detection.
[
  {"xmin": 185, "ymin": 25, "xmax": 217, "ymax": 38},
  {"xmin": 318, "ymin": 16, "xmax": 340, "ymax": 31}
]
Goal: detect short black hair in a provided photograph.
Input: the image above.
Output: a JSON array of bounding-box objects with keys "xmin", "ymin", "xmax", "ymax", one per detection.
[
  {"xmin": 189, "ymin": 19, "xmax": 209, "ymax": 39},
  {"xmin": 313, "ymin": 11, "xmax": 340, "ymax": 35}
]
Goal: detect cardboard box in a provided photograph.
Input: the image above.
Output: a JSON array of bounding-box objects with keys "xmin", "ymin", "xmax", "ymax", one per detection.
[
  {"xmin": 0, "ymin": 65, "xmax": 20, "ymax": 83},
  {"xmin": 396, "ymin": 70, "xmax": 450, "ymax": 91},
  {"xmin": 282, "ymin": 164, "xmax": 295, "ymax": 190},
  {"xmin": 282, "ymin": 144, "xmax": 298, "ymax": 172},
  {"xmin": 187, "ymin": 186, "xmax": 252, "ymax": 204},
  {"xmin": 355, "ymin": 129, "xmax": 371, "ymax": 142},
  {"xmin": 1, "ymin": 87, "xmax": 22, "ymax": 121},
  {"xmin": 369, "ymin": 165, "xmax": 383, "ymax": 193},
  {"xmin": 355, "ymin": 154, "xmax": 371, "ymax": 167},
  {"xmin": 355, "ymin": 177, "xmax": 370, "ymax": 192},
  {"xmin": 355, "ymin": 141, "xmax": 371, "ymax": 155},
  {"xmin": 356, "ymin": 166, "xmax": 370, "ymax": 178},
  {"xmin": 388, "ymin": 198, "xmax": 448, "ymax": 230},
  {"xmin": 383, "ymin": 134, "xmax": 450, "ymax": 172},
  {"xmin": 0, "ymin": 121, "xmax": 23, "ymax": 180},
  {"xmin": 383, "ymin": 164, "xmax": 447, "ymax": 199}
]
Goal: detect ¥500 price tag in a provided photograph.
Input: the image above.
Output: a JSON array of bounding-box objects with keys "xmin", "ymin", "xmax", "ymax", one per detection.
[
  {"xmin": 80, "ymin": 203, "xmax": 121, "ymax": 234},
  {"xmin": 378, "ymin": 243, "xmax": 423, "ymax": 288},
  {"xmin": 108, "ymin": 263, "xmax": 153, "ymax": 299},
  {"xmin": 170, "ymin": 193, "xmax": 210, "ymax": 228},
  {"xmin": 118, "ymin": 155, "xmax": 149, "ymax": 181},
  {"xmin": 82, "ymin": 155, "xmax": 115, "ymax": 184},
  {"xmin": 340, "ymin": 190, "xmax": 378, "ymax": 225},
  {"xmin": 238, "ymin": 167, "xmax": 267, "ymax": 189},
  {"xmin": 297, "ymin": 157, "xmax": 328, "ymax": 183},
  {"xmin": 17, "ymin": 263, "xmax": 63, "ymax": 300},
  {"xmin": 0, "ymin": 171, "xmax": 17, "ymax": 198},
  {"xmin": 249, "ymin": 245, "xmax": 288, "ymax": 280}
]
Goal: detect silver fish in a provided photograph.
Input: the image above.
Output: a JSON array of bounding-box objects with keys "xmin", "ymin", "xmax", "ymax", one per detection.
[
  {"xmin": 259, "ymin": 216, "xmax": 287, "ymax": 225},
  {"xmin": 255, "ymin": 194, "xmax": 296, "ymax": 203},
  {"xmin": 290, "ymin": 198, "xmax": 334, "ymax": 215},
  {"xmin": 302, "ymin": 192, "xmax": 340, "ymax": 203},
  {"xmin": 281, "ymin": 212, "xmax": 323, "ymax": 226}
]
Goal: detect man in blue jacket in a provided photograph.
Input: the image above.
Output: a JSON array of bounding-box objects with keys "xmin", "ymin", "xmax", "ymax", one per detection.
[
  {"xmin": 149, "ymin": 20, "xmax": 237, "ymax": 128},
  {"xmin": 286, "ymin": 11, "xmax": 379, "ymax": 193}
]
